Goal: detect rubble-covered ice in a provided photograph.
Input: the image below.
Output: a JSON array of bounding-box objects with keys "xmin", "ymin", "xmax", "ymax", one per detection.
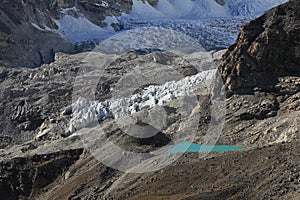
[
  {"xmin": 96, "ymin": 27, "xmax": 205, "ymax": 54},
  {"xmin": 120, "ymin": 17, "xmax": 252, "ymax": 50}
]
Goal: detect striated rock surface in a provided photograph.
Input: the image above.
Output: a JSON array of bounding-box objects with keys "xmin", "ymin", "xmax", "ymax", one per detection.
[{"xmin": 219, "ymin": 0, "xmax": 300, "ymax": 95}]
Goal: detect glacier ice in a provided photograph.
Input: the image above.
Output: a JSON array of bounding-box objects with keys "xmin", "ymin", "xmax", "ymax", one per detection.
[{"xmin": 68, "ymin": 69, "xmax": 216, "ymax": 134}]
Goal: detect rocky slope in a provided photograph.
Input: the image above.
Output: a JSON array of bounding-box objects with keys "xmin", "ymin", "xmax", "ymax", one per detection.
[
  {"xmin": 219, "ymin": 0, "xmax": 300, "ymax": 95},
  {"xmin": 0, "ymin": 49, "xmax": 225, "ymax": 199},
  {"xmin": 0, "ymin": 0, "xmax": 299, "ymax": 200}
]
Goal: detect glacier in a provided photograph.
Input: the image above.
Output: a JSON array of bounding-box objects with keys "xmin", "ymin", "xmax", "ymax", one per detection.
[
  {"xmin": 68, "ymin": 68, "xmax": 216, "ymax": 134},
  {"xmin": 53, "ymin": 0, "xmax": 288, "ymax": 50}
]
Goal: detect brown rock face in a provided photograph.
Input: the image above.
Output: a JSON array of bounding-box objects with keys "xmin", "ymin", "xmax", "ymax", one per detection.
[{"xmin": 219, "ymin": 0, "xmax": 300, "ymax": 95}]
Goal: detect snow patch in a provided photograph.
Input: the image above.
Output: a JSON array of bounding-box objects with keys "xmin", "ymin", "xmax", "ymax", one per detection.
[
  {"xmin": 31, "ymin": 23, "xmax": 52, "ymax": 32},
  {"xmin": 55, "ymin": 15, "xmax": 118, "ymax": 43}
]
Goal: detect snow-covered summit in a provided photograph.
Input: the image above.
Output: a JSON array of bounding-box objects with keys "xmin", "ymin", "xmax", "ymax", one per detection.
[
  {"xmin": 225, "ymin": 0, "xmax": 288, "ymax": 16},
  {"xmin": 125, "ymin": 0, "xmax": 289, "ymax": 20},
  {"xmin": 128, "ymin": 0, "xmax": 229, "ymax": 19}
]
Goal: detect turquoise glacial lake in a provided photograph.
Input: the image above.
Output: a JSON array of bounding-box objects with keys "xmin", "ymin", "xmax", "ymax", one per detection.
[{"xmin": 166, "ymin": 142, "xmax": 243, "ymax": 153}]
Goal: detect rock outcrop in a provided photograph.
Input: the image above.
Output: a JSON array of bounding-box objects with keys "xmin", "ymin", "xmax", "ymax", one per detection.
[{"xmin": 219, "ymin": 0, "xmax": 300, "ymax": 95}]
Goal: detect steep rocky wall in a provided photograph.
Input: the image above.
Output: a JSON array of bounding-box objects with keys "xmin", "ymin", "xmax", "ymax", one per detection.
[
  {"xmin": 0, "ymin": 0, "xmax": 134, "ymax": 68},
  {"xmin": 219, "ymin": 0, "xmax": 300, "ymax": 95},
  {"xmin": 0, "ymin": 0, "xmax": 72, "ymax": 68}
]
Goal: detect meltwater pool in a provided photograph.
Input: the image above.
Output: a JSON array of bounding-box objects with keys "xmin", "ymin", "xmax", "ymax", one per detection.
[{"xmin": 166, "ymin": 142, "xmax": 243, "ymax": 153}]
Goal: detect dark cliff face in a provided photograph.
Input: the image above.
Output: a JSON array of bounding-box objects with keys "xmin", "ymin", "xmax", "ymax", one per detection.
[
  {"xmin": 0, "ymin": 0, "xmax": 70, "ymax": 68},
  {"xmin": 219, "ymin": 0, "xmax": 300, "ymax": 95},
  {"xmin": 0, "ymin": 0, "xmax": 133, "ymax": 29},
  {"xmin": 0, "ymin": 0, "xmax": 134, "ymax": 68}
]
